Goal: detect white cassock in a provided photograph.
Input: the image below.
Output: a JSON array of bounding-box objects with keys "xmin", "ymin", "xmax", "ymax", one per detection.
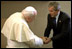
[{"xmin": 1, "ymin": 12, "xmax": 43, "ymax": 48}]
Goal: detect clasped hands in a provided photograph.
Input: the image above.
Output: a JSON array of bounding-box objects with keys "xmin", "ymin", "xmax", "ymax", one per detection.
[{"xmin": 40, "ymin": 37, "xmax": 51, "ymax": 44}]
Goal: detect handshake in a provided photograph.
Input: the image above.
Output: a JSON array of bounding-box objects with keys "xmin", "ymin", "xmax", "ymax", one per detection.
[{"xmin": 40, "ymin": 37, "xmax": 51, "ymax": 44}]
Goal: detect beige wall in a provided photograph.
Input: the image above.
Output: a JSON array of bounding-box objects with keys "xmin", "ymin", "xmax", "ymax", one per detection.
[{"xmin": 1, "ymin": 1, "xmax": 71, "ymax": 48}]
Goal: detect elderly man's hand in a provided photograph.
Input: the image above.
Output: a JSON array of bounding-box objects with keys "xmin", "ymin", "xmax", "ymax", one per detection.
[
  {"xmin": 40, "ymin": 37, "xmax": 51, "ymax": 44},
  {"xmin": 44, "ymin": 38, "xmax": 51, "ymax": 44},
  {"xmin": 40, "ymin": 37, "xmax": 48, "ymax": 44}
]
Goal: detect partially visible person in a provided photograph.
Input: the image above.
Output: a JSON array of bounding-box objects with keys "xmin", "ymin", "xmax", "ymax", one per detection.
[{"xmin": 44, "ymin": 2, "xmax": 71, "ymax": 48}]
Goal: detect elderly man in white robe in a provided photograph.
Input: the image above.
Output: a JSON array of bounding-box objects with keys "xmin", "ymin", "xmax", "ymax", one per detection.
[{"xmin": 1, "ymin": 6, "xmax": 48, "ymax": 48}]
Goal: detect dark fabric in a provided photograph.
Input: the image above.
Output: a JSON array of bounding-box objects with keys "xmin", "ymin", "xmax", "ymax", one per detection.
[{"xmin": 44, "ymin": 11, "xmax": 71, "ymax": 48}]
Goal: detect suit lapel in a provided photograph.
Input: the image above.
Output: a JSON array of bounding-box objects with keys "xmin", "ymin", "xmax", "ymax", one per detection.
[{"xmin": 56, "ymin": 11, "xmax": 62, "ymax": 29}]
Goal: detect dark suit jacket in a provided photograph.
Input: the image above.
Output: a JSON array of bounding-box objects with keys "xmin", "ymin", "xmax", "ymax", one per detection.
[{"xmin": 44, "ymin": 11, "xmax": 71, "ymax": 48}]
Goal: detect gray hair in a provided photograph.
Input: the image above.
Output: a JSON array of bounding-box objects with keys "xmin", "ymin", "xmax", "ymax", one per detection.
[{"xmin": 48, "ymin": 1, "xmax": 61, "ymax": 11}]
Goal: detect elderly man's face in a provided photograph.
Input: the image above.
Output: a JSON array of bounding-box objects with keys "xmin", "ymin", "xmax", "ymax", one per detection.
[
  {"xmin": 25, "ymin": 16, "xmax": 35, "ymax": 23},
  {"xmin": 48, "ymin": 6, "xmax": 59, "ymax": 18}
]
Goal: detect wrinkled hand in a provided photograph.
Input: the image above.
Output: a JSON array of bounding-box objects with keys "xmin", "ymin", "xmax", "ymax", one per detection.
[
  {"xmin": 44, "ymin": 38, "xmax": 51, "ymax": 44},
  {"xmin": 40, "ymin": 37, "xmax": 51, "ymax": 44},
  {"xmin": 40, "ymin": 37, "xmax": 48, "ymax": 42}
]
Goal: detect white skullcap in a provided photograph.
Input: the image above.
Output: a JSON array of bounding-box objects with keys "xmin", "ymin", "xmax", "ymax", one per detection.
[{"xmin": 22, "ymin": 6, "xmax": 37, "ymax": 17}]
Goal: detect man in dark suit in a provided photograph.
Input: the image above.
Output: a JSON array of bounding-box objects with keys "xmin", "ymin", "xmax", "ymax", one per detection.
[{"xmin": 44, "ymin": 2, "xmax": 71, "ymax": 48}]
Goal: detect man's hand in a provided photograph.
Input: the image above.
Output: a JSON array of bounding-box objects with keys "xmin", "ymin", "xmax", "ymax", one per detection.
[
  {"xmin": 40, "ymin": 37, "xmax": 51, "ymax": 44},
  {"xmin": 44, "ymin": 38, "xmax": 51, "ymax": 44},
  {"xmin": 40, "ymin": 37, "xmax": 47, "ymax": 42}
]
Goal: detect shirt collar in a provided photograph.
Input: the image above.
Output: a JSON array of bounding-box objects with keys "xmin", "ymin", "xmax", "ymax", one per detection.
[{"xmin": 56, "ymin": 11, "xmax": 60, "ymax": 20}]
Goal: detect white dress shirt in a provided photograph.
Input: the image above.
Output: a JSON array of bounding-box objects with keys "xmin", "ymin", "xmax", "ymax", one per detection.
[{"xmin": 55, "ymin": 11, "xmax": 60, "ymax": 25}]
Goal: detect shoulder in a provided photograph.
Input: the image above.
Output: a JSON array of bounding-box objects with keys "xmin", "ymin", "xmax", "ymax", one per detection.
[
  {"xmin": 60, "ymin": 11, "xmax": 70, "ymax": 19},
  {"xmin": 10, "ymin": 12, "xmax": 21, "ymax": 16},
  {"xmin": 60, "ymin": 11, "xmax": 71, "ymax": 21}
]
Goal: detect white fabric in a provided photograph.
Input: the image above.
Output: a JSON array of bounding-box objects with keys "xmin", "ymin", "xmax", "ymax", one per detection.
[
  {"xmin": 6, "ymin": 36, "xmax": 43, "ymax": 48},
  {"xmin": 1, "ymin": 12, "xmax": 43, "ymax": 48},
  {"xmin": 6, "ymin": 39, "xmax": 29, "ymax": 48},
  {"xmin": 56, "ymin": 11, "xmax": 60, "ymax": 24}
]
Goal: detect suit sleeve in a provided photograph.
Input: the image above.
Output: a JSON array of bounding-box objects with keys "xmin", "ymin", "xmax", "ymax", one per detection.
[
  {"xmin": 51, "ymin": 17, "xmax": 71, "ymax": 41},
  {"xmin": 44, "ymin": 14, "xmax": 52, "ymax": 37}
]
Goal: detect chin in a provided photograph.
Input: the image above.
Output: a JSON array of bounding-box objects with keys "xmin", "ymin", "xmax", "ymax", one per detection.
[{"xmin": 51, "ymin": 16, "xmax": 54, "ymax": 17}]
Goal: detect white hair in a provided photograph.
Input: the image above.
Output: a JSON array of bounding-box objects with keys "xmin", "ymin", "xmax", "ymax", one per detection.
[{"xmin": 22, "ymin": 6, "xmax": 37, "ymax": 17}]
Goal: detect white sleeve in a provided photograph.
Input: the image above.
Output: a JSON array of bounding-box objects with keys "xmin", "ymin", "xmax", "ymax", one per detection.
[
  {"xmin": 24, "ymin": 35, "xmax": 43, "ymax": 48},
  {"xmin": 34, "ymin": 35, "xmax": 43, "ymax": 47}
]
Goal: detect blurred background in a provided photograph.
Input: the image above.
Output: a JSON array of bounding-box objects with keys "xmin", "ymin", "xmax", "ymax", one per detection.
[{"xmin": 1, "ymin": 1, "xmax": 71, "ymax": 48}]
